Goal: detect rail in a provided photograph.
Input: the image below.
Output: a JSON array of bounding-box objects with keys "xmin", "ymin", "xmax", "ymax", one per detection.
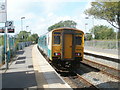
[{"xmin": 83, "ymin": 51, "xmax": 120, "ymax": 80}]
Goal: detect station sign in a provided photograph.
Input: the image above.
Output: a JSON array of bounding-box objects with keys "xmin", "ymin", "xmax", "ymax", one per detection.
[
  {"xmin": 5, "ymin": 21, "xmax": 14, "ymax": 27},
  {"xmin": 0, "ymin": 27, "xmax": 5, "ymax": 33},
  {"xmin": 7, "ymin": 26, "xmax": 15, "ymax": 33},
  {"xmin": 0, "ymin": 2, "xmax": 7, "ymax": 23}
]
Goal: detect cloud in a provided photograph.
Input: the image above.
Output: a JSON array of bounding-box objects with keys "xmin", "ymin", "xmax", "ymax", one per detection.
[
  {"xmin": 41, "ymin": 1, "xmax": 62, "ymax": 14},
  {"xmin": 4, "ymin": 0, "xmax": 114, "ymax": 36}
]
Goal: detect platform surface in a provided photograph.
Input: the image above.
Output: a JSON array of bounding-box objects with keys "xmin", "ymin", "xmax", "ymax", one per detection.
[
  {"xmin": 1, "ymin": 45, "xmax": 72, "ymax": 89},
  {"xmin": 1, "ymin": 45, "xmax": 37, "ymax": 88},
  {"xmin": 84, "ymin": 46, "xmax": 119, "ymax": 59},
  {"xmin": 32, "ymin": 45, "xmax": 72, "ymax": 89}
]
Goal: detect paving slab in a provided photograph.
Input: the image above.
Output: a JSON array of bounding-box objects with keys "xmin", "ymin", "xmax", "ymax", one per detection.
[{"xmin": 32, "ymin": 45, "xmax": 72, "ymax": 89}]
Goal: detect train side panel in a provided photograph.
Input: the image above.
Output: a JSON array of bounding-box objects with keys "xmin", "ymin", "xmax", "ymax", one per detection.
[
  {"xmin": 38, "ymin": 35, "xmax": 48, "ymax": 55},
  {"xmin": 38, "ymin": 32, "xmax": 53, "ymax": 60},
  {"xmin": 47, "ymin": 32, "xmax": 52, "ymax": 60}
]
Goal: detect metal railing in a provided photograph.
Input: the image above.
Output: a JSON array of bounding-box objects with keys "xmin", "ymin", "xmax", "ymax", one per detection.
[
  {"xmin": 0, "ymin": 40, "xmax": 32, "ymax": 66},
  {"xmin": 85, "ymin": 40, "xmax": 119, "ymax": 49}
]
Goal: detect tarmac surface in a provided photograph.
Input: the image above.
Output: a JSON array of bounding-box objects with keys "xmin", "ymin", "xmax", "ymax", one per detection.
[
  {"xmin": 2, "ymin": 45, "xmax": 37, "ymax": 88},
  {"xmin": 1, "ymin": 45, "xmax": 72, "ymax": 89}
]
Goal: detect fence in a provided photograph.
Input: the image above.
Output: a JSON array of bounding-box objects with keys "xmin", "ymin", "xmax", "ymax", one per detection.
[
  {"xmin": 17, "ymin": 42, "xmax": 32, "ymax": 50},
  {"xmin": 85, "ymin": 40, "xmax": 119, "ymax": 49},
  {"xmin": 0, "ymin": 35, "xmax": 32, "ymax": 65},
  {"xmin": 0, "ymin": 46, "xmax": 3, "ymax": 65}
]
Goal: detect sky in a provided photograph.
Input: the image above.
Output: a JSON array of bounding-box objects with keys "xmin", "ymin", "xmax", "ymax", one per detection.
[{"xmin": 0, "ymin": 0, "xmax": 117, "ymax": 36}]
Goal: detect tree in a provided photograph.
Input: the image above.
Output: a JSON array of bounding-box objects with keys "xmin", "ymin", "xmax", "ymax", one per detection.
[
  {"xmin": 16, "ymin": 31, "xmax": 39, "ymax": 43},
  {"xmin": 17, "ymin": 31, "xmax": 31, "ymax": 42},
  {"xmin": 29, "ymin": 34, "xmax": 39, "ymax": 43},
  {"xmin": 84, "ymin": 2, "xmax": 120, "ymax": 32},
  {"xmin": 48, "ymin": 20, "xmax": 77, "ymax": 31},
  {"xmin": 0, "ymin": 35, "xmax": 4, "ymax": 46},
  {"xmin": 85, "ymin": 33, "xmax": 92, "ymax": 40},
  {"xmin": 90, "ymin": 25, "xmax": 116, "ymax": 40}
]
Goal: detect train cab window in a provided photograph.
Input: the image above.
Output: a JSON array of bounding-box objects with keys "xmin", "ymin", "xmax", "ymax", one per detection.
[
  {"xmin": 48, "ymin": 37, "xmax": 50, "ymax": 45},
  {"xmin": 54, "ymin": 32, "xmax": 61, "ymax": 34},
  {"xmin": 45, "ymin": 38, "xmax": 47, "ymax": 46},
  {"xmin": 54, "ymin": 36, "xmax": 60, "ymax": 44},
  {"xmin": 75, "ymin": 37, "xmax": 82, "ymax": 45}
]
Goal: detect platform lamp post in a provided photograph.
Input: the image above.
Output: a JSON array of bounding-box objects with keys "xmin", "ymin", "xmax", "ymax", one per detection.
[
  {"xmin": 85, "ymin": 17, "xmax": 89, "ymax": 33},
  {"xmin": 92, "ymin": 17, "xmax": 95, "ymax": 47},
  {"xmin": 85, "ymin": 16, "xmax": 95, "ymax": 47},
  {"xmin": 115, "ymin": 15, "xmax": 118, "ymax": 49},
  {"xmin": 85, "ymin": 17, "xmax": 89, "ymax": 46},
  {"xmin": 116, "ymin": 29, "xmax": 118, "ymax": 49},
  {"xmin": 85, "ymin": 23, "xmax": 88, "ymax": 33},
  {"xmin": 92, "ymin": 17, "xmax": 95, "ymax": 40},
  {"xmin": 26, "ymin": 26, "xmax": 29, "ymax": 42},
  {"xmin": 26, "ymin": 26, "xmax": 29, "ymax": 31},
  {"xmin": 21, "ymin": 17, "xmax": 25, "ymax": 31}
]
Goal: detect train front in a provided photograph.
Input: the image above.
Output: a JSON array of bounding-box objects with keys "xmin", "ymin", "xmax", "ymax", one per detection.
[{"xmin": 51, "ymin": 28, "xmax": 84, "ymax": 69}]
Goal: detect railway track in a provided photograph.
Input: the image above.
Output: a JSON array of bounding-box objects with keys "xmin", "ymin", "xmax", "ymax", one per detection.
[
  {"xmin": 38, "ymin": 47, "xmax": 119, "ymax": 89},
  {"xmin": 38, "ymin": 47, "xmax": 99, "ymax": 89},
  {"xmin": 58, "ymin": 70, "xmax": 99, "ymax": 89},
  {"xmin": 51, "ymin": 59, "xmax": 119, "ymax": 89},
  {"xmin": 83, "ymin": 58, "xmax": 120, "ymax": 80},
  {"xmin": 74, "ymin": 62, "xmax": 119, "ymax": 89}
]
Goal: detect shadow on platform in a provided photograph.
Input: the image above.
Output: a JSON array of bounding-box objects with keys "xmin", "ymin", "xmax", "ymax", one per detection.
[
  {"xmin": 2, "ymin": 70, "xmax": 37, "ymax": 88},
  {"xmin": 16, "ymin": 50, "xmax": 24, "ymax": 55}
]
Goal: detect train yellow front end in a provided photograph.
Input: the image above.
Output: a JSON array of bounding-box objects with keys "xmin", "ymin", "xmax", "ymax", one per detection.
[{"xmin": 51, "ymin": 28, "xmax": 84, "ymax": 69}]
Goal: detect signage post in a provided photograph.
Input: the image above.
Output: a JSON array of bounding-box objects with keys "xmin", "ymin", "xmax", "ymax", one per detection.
[{"xmin": 0, "ymin": 0, "xmax": 8, "ymax": 69}]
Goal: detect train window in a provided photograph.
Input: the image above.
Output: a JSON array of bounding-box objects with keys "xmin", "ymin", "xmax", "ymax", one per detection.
[
  {"xmin": 54, "ymin": 32, "xmax": 61, "ymax": 34},
  {"xmin": 75, "ymin": 33, "xmax": 82, "ymax": 35},
  {"xmin": 45, "ymin": 38, "xmax": 46, "ymax": 46},
  {"xmin": 75, "ymin": 37, "xmax": 82, "ymax": 45},
  {"xmin": 54, "ymin": 36, "xmax": 60, "ymax": 44},
  {"xmin": 48, "ymin": 37, "xmax": 49, "ymax": 45}
]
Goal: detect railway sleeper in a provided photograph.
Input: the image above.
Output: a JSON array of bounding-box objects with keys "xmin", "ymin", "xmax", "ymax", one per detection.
[{"xmin": 52, "ymin": 59, "xmax": 80, "ymax": 70}]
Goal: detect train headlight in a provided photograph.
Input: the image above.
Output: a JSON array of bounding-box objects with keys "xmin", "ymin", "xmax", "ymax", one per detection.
[
  {"xmin": 54, "ymin": 53, "xmax": 61, "ymax": 56},
  {"xmin": 75, "ymin": 53, "xmax": 81, "ymax": 56}
]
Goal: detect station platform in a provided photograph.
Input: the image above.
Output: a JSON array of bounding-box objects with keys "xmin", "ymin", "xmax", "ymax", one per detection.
[
  {"xmin": 32, "ymin": 45, "xmax": 72, "ymax": 89},
  {"xmin": 1, "ymin": 45, "xmax": 72, "ymax": 89},
  {"xmin": 84, "ymin": 47, "xmax": 119, "ymax": 70},
  {"xmin": 84, "ymin": 46, "xmax": 119, "ymax": 59}
]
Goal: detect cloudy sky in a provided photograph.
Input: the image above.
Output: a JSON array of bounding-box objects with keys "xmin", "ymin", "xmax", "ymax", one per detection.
[{"xmin": 0, "ymin": 0, "xmax": 115, "ymax": 36}]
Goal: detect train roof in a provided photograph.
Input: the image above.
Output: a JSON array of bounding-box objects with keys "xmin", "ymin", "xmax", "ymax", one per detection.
[
  {"xmin": 51, "ymin": 27, "xmax": 84, "ymax": 33},
  {"xmin": 39, "ymin": 27, "xmax": 84, "ymax": 37}
]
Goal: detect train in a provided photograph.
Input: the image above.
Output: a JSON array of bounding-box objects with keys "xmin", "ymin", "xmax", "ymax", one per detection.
[{"xmin": 38, "ymin": 27, "xmax": 84, "ymax": 69}]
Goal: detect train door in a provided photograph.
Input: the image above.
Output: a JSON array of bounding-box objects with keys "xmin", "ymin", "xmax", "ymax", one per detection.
[{"xmin": 64, "ymin": 34, "xmax": 73, "ymax": 59}]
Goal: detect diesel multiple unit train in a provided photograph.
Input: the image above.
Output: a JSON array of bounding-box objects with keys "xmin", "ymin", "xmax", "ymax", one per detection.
[{"xmin": 38, "ymin": 27, "xmax": 84, "ymax": 69}]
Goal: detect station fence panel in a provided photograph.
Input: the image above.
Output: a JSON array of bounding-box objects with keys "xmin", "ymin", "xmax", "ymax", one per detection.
[
  {"xmin": 85, "ymin": 40, "xmax": 119, "ymax": 49},
  {"xmin": 0, "ymin": 35, "xmax": 32, "ymax": 66}
]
